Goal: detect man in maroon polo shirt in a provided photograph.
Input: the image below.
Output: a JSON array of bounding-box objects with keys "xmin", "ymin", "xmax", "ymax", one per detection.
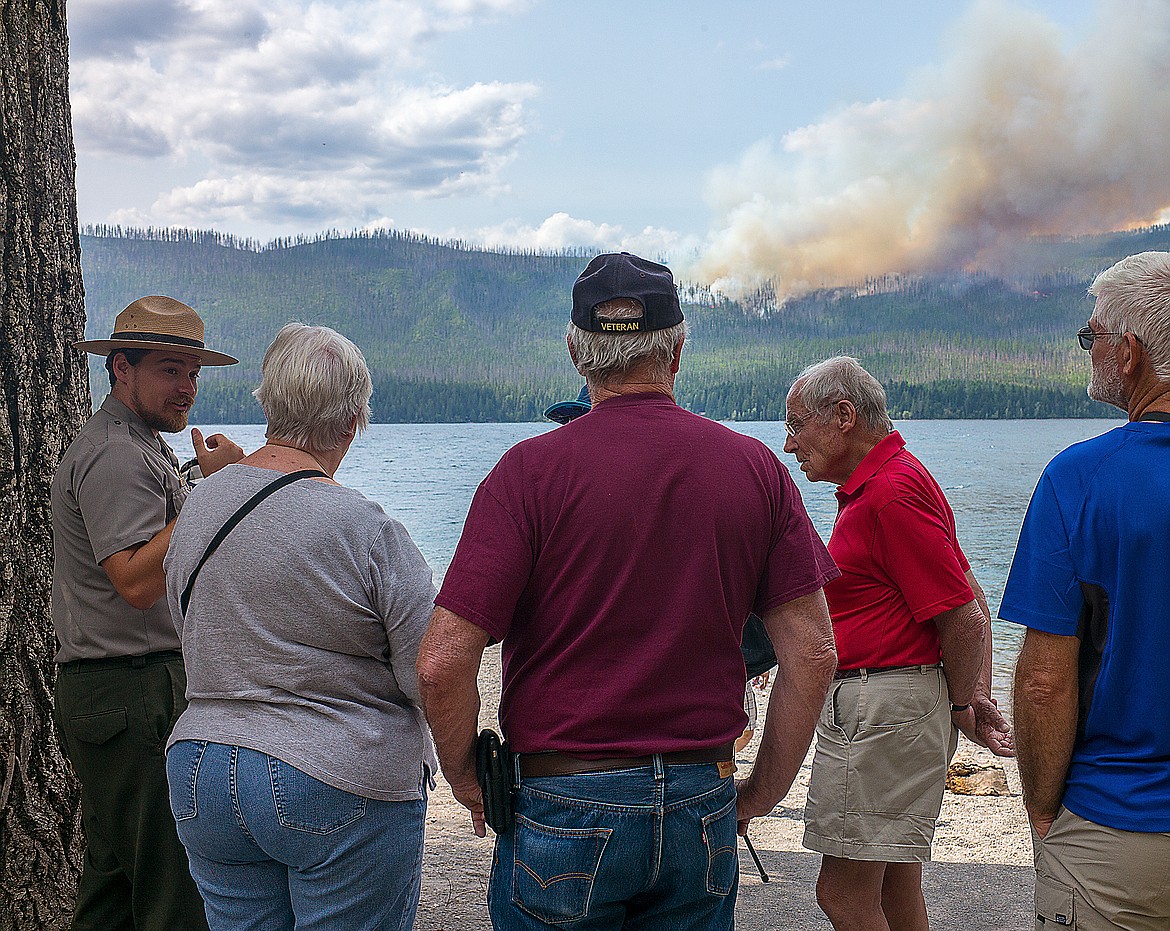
[
  {"xmin": 417, "ymin": 252, "xmax": 839, "ymax": 930},
  {"xmin": 783, "ymin": 356, "xmax": 1012, "ymax": 931}
]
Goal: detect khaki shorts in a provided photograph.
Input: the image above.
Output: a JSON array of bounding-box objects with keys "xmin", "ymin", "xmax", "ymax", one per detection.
[
  {"xmin": 1033, "ymin": 807, "xmax": 1170, "ymax": 930},
  {"xmin": 803, "ymin": 665, "xmax": 955, "ymax": 862}
]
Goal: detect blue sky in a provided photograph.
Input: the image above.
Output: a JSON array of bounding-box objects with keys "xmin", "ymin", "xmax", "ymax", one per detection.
[{"xmin": 71, "ymin": 0, "xmax": 1169, "ymax": 289}]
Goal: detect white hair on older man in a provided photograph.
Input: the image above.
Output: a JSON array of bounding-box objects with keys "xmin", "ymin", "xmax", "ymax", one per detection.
[
  {"xmin": 793, "ymin": 355, "xmax": 894, "ymax": 434},
  {"xmin": 1090, "ymin": 251, "xmax": 1170, "ymax": 379},
  {"xmin": 253, "ymin": 323, "xmax": 372, "ymax": 451},
  {"xmin": 566, "ymin": 298, "xmax": 687, "ymax": 385}
]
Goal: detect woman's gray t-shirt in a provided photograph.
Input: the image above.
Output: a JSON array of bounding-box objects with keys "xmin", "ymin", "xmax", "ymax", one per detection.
[{"xmin": 164, "ymin": 464, "xmax": 437, "ymax": 801}]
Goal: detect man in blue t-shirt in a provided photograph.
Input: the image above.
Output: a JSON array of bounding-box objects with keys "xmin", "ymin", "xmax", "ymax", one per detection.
[{"xmin": 1001, "ymin": 251, "xmax": 1170, "ymax": 931}]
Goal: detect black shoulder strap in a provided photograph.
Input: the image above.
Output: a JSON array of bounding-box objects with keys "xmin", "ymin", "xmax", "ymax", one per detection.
[{"xmin": 179, "ymin": 469, "xmax": 327, "ymax": 617}]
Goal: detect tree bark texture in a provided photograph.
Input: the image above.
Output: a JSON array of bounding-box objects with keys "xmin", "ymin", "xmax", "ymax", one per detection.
[{"xmin": 0, "ymin": 0, "xmax": 89, "ymax": 927}]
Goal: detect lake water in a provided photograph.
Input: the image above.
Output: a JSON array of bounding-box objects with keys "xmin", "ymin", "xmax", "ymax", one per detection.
[{"xmin": 173, "ymin": 418, "xmax": 1124, "ymax": 699}]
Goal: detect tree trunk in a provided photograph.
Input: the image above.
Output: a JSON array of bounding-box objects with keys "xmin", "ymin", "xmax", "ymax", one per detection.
[{"xmin": 0, "ymin": 0, "xmax": 89, "ymax": 926}]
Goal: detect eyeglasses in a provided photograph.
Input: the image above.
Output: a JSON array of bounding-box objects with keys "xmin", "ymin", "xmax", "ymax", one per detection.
[
  {"xmin": 1077, "ymin": 326, "xmax": 1144, "ymax": 351},
  {"xmin": 784, "ymin": 411, "xmax": 817, "ymax": 437}
]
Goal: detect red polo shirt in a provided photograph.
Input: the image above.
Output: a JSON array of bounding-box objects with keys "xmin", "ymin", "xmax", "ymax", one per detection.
[{"xmin": 826, "ymin": 431, "xmax": 973, "ymax": 671}]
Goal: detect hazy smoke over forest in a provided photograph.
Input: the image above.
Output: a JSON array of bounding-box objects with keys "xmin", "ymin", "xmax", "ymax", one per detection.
[{"xmin": 693, "ymin": 0, "xmax": 1170, "ymax": 298}]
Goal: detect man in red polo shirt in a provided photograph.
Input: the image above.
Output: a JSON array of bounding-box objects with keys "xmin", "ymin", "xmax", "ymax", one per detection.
[{"xmin": 783, "ymin": 356, "xmax": 1012, "ymax": 931}]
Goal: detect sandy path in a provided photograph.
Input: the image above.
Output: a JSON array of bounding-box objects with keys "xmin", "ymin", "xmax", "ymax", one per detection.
[{"xmin": 415, "ymin": 647, "xmax": 1029, "ymax": 930}]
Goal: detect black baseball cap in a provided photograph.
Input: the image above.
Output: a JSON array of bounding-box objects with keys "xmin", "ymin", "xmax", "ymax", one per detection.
[{"xmin": 571, "ymin": 252, "xmax": 683, "ymax": 333}]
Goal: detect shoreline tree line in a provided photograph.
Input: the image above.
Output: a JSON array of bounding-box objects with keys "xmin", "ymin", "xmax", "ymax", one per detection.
[{"xmin": 77, "ymin": 225, "xmax": 1170, "ymax": 423}]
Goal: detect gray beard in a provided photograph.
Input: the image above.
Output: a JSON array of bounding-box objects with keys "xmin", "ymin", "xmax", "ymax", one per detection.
[{"xmin": 1087, "ymin": 360, "xmax": 1126, "ymax": 410}]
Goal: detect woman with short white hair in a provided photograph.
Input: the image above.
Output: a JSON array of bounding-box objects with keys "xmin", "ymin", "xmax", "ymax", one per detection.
[{"xmin": 164, "ymin": 323, "xmax": 436, "ymax": 930}]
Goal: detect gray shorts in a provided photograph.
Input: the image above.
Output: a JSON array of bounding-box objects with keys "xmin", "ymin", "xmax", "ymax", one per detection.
[
  {"xmin": 1034, "ymin": 807, "xmax": 1170, "ymax": 930},
  {"xmin": 802, "ymin": 665, "xmax": 955, "ymax": 862}
]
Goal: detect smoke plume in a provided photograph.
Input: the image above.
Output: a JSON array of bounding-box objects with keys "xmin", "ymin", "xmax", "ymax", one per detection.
[{"xmin": 693, "ymin": 0, "xmax": 1170, "ymax": 298}]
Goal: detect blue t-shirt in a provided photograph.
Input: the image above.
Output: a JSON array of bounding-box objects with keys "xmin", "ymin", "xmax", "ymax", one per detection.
[{"xmin": 1000, "ymin": 422, "xmax": 1170, "ymax": 832}]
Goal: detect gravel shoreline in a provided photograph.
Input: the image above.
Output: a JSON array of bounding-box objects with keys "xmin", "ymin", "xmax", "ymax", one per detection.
[{"xmin": 415, "ymin": 647, "xmax": 1030, "ymax": 929}]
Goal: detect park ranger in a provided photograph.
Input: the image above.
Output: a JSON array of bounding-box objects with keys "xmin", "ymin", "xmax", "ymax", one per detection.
[{"xmin": 52, "ymin": 296, "xmax": 242, "ymax": 930}]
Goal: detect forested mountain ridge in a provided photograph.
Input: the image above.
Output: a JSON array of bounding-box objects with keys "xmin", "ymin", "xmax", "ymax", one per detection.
[{"xmin": 79, "ymin": 224, "xmax": 1170, "ymax": 421}]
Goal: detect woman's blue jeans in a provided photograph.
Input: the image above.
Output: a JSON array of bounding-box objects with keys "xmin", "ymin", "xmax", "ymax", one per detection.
[
  {"xmin": 166, "ymin": 741, "xmax": 426, "ymax": 931},
  {"xmin": 488, "ymin": 758, "xmax": 739, "ymax": 930}
]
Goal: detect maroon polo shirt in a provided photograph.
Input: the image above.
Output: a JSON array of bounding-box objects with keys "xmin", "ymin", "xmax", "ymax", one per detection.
[{"xmin": 437, "ymin": 393, "xmax": 838, "ymax": 755}]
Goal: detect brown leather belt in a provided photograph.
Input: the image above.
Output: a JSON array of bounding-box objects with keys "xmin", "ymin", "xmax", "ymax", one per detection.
[
  {"xmin": 834, "ymin": 663, "xmax": 940, "ymax": 681},
  {"xmin": 518, "ymin": 741, "xmax": 736, "ymax": 779}
]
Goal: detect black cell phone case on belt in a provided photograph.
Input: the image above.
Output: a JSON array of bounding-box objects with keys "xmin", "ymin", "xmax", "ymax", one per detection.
[{"xmin": 476, "ymin": 728, "xmax": 513, "ymax": 835}]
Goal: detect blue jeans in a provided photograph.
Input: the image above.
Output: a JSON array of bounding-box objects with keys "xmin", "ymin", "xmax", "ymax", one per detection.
[
  {"xmin": 488, "ymin": 758, "xmax": 738, "ymax": 930},
  {"xmin": 166, "ymin": 741, "xmax": 426, "ymax": 931}
]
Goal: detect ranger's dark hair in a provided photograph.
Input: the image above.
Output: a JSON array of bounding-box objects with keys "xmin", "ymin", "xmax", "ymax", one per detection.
[{"xmin": 105, "ymin": 348, "xmax": 151, "ymax": 387}]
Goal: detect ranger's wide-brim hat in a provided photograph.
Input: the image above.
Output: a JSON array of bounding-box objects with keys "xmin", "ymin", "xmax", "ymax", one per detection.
[{"xmin": 75, "ymin": 295, "xmax": 239, "ymax": 366}]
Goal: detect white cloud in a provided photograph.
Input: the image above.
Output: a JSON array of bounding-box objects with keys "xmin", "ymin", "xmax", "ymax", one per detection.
[
  {"xmin": 755, "ymin": 56, "xmax": 791, "ymax": 72},
  {"xmin": 69, "ymin": 0, "xmax": 536, "ymax": 231},
  {"xmin": 68, "ymin": 0, "xmax": 192, "ymax": 58},
  {"xmin": 458, "ymin": 212, "xmax": 698, "ymax": 259}
]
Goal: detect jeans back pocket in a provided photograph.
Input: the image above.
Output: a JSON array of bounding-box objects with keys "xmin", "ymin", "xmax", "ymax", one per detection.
[
  {"xmin": 268, "ymin": 757, "xmax": 367, "ymax": 835},
  {"xmin": 701, "ymin": 796, "xmax": 739, "ymax": 896},
  {"xmin": 512, "ymin": 814, "xmax": 612, "ymax": 924},
  {"xmin": 166, "ymin": 739, "xmax": 207, "ymax": 822}
]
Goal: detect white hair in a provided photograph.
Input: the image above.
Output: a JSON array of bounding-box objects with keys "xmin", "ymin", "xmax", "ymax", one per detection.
[
  {"xmin": 253, "ymin": 323, "xmax": 372, "ymax": 451},
  {"xmin": 566, "ymin": 298, "xmax": 687, "ymax": 385},
  {"xmin": 1089, "ymin": 251, "xmax": 1170, "ymax": 378},
  {"xmin": 792, "ymin": 356, "xmax": 893, "ymax": 433}
]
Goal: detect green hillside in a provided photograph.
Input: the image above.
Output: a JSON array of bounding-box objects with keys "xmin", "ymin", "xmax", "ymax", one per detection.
[{"xmin": 79, "ymin": 225, "xmax": 1170, "ymax": 422}]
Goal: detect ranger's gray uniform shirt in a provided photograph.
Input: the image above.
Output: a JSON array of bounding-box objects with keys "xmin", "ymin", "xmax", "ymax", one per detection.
[{"xmin": 52, "ymin": 395, "xmax": 188, "ymax": 662}]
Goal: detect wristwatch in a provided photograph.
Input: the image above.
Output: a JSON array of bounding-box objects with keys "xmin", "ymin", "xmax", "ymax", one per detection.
[{"xmin": 950, "ymin": 703, "xmax": 971, "ymax": 713}]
